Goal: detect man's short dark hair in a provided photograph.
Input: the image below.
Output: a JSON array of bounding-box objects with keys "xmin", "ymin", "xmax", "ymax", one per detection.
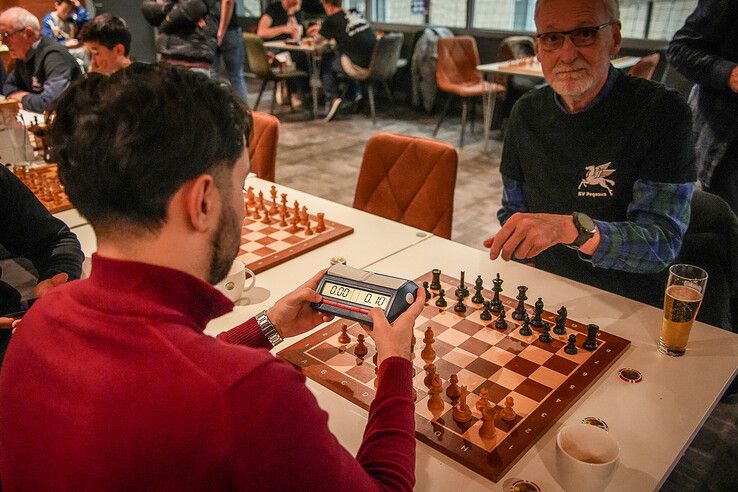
[
  {"xmin": 49, "ymin": 63, "xmax": 249, "ymax": 233},
  {"xmin": 79, "ymin": 14, "xmax": 132, "ymax": 56}
]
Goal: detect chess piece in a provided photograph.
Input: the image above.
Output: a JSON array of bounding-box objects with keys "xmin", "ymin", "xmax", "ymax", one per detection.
[
  {"xmin": 539, "ymin": 322, "xmax": 553, "ymax": 343},
  {"xmin": 519, "ymin": 314, "xmax": 533, "ymax": 336},
  {"xmin": 422, "ymin": 281, "xmax": 431, "ymax": 302},
  {"xmin": 280, "ymin": 192, "xmax": 288, "ymax": 209},
  {"xmin": 512, "ymin": 286, "xmax": 528, "ymax": 321},
  {"xmin": 430, "ymin": 269, "xmax": 442, "ymax": 290},
  {"xmin": 261, "ymin": 211, "xmax": 272, "ymax": 225},
  {"xmin": 427, "ymin": 374, "xmax": 445, "ymax": 414},
  {"xmin": 583, "ymin": 324, "xmax": 599, "ymax": 351},
  {"xmin": 479, "ymin": 406, "xmax": 497, "ymax": 439},
  {"xmin": 421, "ymin": 327, "xmax": 436, "ymax": 362},
  {"xmin": 338, "ymin": 324, "xmax": 351, "ymax": 344},
  {"xmin": 300, "ymin": 206, "xmax": 309, "ymax": 226},
  {"xmin": 495, "ymin": 306, "xmax": 508, "ymax": 330},
  {"xmin": 293, "ymin": 200, "xmax": 300, "ymax": 218},
  {"xmin": 423, "ymin": 362, "xmax": 437, "ymax": 388},
  {"xmin": 475, "ymin": 387, "xmax": 490, "ymax": 412},
  {"xmin": 435, "ymin": 289, "xmax": 447, "ymax": 308},
  {"xmin": 453, "ymin": 292, "xmax": 466, "ymax": 313},
  {"xmin": 305, "ymin": 220, "xmax": 314, "ymax": 235},
  {"xmin": 316, "ymin": 212, "xmax": 326, "ymax": 233},
  {"xmin": 455, "ymin": 271, "xmax": 469, "ymax": 299},
  {"xmin": 471, "ymin": 275, "xmax": 485, "ymax": 304},
  {"xmin": 500, "ymin": 396, "xmax": 516, "ymax": 422},
  {"xmin": 446, "ymin": 374, "xmax": 461, "ymax": 400},
  {"xmin": 354, "ymin": 334, "xmax": 368, "ymax": 357},
  {"xmin": 246, "ymin": 186, "xmax": 255, "ymax": 205},
  {"xmin": 288, "ymin": 214, "xmax": 300, "ymax": 233},
  {"xmin": 554, "ymin": 306, "xmax": 568, "ymax": 335},
  {"xmin": 530, "ymin": 298, "xmax": 544, "ymax": 328},
  {"xmin": 270, "ymin": 185, "xmax": 277, "ymax": 203},
  {"xmin": 452, "ymin": 386, "xmax": 472, "ymax": 423},
  {"xmin": 480, "ymin": 300, "xmax": 492, "ymax": 321},
  {"xmin": 490, "ymin": 274, "xmax": 503, "ymax": 313},
  {"xmin": 564, "ymin": 334, "xmax": 578, "ymax": 355},
  {"xmin": 257, "ymin": 191, "xmax": 265, "ymax": 211},
  {"xmin": 279, "ymin": 208, "xmax": 288, "ymax": 227}
]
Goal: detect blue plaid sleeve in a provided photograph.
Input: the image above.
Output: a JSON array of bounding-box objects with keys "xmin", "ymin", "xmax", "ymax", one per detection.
[
  {"xmin": 590, "ymin": 180, "xmax": 694, "ymax": 273},
  {"xmin": 498, "ymin": 176, "xmax": 528, "ymax": 226}
]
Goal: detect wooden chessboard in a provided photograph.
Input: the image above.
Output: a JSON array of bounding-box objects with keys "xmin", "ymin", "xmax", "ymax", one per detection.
[
  {"xmin": 498, "ymin": 56, "xmax": 544, "ymax": 76},
  {"xmin": 12, "ymin": 164, "xmax": 73, "ymax": 214},
  {"xmin": 237, "ymin": 185, "xmax": 353, "ymax": 274},
  {"xmin": 279, "ymin": 271, "xmax": 630, "ymax": 483}
]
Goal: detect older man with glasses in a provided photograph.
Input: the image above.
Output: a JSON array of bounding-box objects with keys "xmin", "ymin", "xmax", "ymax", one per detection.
[
  {"xmin": 0, "ymin": 7, "xmax": 81, "ymax": 113},
  {"xmin": 484, "ymin": 0, "xmax": 696, "ymax": 309}
]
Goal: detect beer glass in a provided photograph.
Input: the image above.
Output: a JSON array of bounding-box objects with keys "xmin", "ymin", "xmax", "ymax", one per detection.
[{"xmin": 659, "ymin": 264, "xmax": 708, "ymax": 356}]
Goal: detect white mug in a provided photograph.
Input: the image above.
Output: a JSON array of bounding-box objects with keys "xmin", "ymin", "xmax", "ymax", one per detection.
[
  {"xmin": 214, "ymin": 260, "xmax": 255, "ymax": 302},
  {"xmin": 555, "ymin": 424, "xmax": 619, "ymax": 492}
]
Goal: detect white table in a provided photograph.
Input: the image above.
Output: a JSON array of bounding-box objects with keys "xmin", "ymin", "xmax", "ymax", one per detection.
[
  {"xmin": 54, "ymin": 208, "xmax": 87, "ymax": 229},
  {"xmin": 264, "ymin": 236, "xmax": 738, "ymax": 491},
  {"xmin": 264, "ymin": 40, "xmax": 323, "ymax": 118}
]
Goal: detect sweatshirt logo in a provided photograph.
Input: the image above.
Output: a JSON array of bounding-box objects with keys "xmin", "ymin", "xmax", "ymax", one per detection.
[
  {"xmin": 31, "ymin": 76, "xmax": 41, "ymax": 92},
  {"xmin": 578, "ymin": 162, "xmax": 615, "ymax": 197}
]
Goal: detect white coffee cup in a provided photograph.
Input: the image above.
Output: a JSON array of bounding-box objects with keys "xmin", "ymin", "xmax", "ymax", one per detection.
[
  {"xmin": 555, "ymin": 424, "xmax": 619, "ymax": 492},
  {"xmin": 214, "ymin": 260, "xmax": 255, "ymax": 302}
]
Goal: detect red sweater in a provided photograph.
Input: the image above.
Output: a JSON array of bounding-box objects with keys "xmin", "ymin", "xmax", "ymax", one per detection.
[{"xmin": 0, "ymin": 255, "xmax": 415, "ymax": 491}]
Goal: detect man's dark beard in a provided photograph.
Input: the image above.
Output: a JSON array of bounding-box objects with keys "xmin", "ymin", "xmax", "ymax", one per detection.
[{"xmin": 208, "ymin": 203, "xmax": 241, "ymax": 285}]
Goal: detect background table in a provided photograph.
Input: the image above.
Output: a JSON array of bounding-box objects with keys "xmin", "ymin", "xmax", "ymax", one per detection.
[{"xmin": 264, "ymin": 40, "xmax": 323, "ymax": 118}]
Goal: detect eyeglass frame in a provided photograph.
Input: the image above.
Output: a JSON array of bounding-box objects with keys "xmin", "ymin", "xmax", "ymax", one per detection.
[
  {"xmin": 535, "ymin": 21, "xmax": 617, "ymax": 52},
  {"xmin": 1, "ymin": 27, "xmax": 26, "ymax": 43}
]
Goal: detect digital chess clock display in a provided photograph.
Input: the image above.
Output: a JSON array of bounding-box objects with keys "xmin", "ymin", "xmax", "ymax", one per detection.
[{"xmin": 313, "ymin": 265, "xmax": 418, "ymax": 325}]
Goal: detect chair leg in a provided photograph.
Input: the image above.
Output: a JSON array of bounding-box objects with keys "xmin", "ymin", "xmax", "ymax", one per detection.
[
  {"xmin": 270, "ymin": 80, "xmax": 278, "ymax": 114},
  {"xmin": 470, "ymin": 99, "xmax": 476, "ymax": 134},
  {"xmin": 460, "ymin": 98, "xmax": 468, "ymax": 148},
  {"xmin": 383, "ymin": 81, "xmax": 393, "ymax": 104},
  {"xmin": 368, "ymin": 83, "xmax": 376, "ymax": 126},
  {"xmin": 254, "ymin": 80, "xmax": 267, "ymax": 111},
  {"xmin": 433, "ymin": 95, "xmax": 453, "ymax": 137}
]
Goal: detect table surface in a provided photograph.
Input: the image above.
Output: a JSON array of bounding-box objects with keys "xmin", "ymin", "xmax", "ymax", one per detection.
[
  {"xmin": 208, "ymin": 235, "xmax": 738, "ymax": 491},
  {"xmin": 264, "ymin": 39, "xmax": 319, "ymax": 53},
  {"xmin": 477, "ymin": 55, "xmax": 641, "ymax": 77}
]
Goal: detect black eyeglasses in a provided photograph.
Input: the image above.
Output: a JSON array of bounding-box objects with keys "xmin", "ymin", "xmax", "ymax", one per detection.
[
  {"xmin": 536, "ymin": 22, "xmax": 616, "ymax": 51},
  {"xmin": 1, "ymin": 28, "xmax": 25, "ymax": 42}
]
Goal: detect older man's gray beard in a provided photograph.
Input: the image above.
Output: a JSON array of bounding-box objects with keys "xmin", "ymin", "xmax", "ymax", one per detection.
[{"xmin": 549, "ymin": 61, "xmax": 597, "ymax": 98}]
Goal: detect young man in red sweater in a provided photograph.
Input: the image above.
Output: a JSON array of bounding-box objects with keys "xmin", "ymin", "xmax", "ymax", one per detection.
[{"xmin": 0, "ymin": 64, "xmax": 423, "ymax": 491}]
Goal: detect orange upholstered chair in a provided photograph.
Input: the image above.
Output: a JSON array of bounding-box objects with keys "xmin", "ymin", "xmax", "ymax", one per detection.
[
  {"xmin": 433, "ymin": 36, "xmax": 505, "ymax": 148},
  {"xmin": 628, "ymin": 53, "xmax": 660, "ymax": 80},
  {"xmin": 353, "ymin": 133, "xmax": 458, "ymax": 239},
  {"xmin": 248, "ymin": 111, "xmax": 280, "ymax": 182}
]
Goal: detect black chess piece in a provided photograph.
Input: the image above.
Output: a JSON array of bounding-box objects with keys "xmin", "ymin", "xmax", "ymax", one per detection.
[
  {"xmin": 430, "ymin": 269, "xmax": 442, "ymax": 290},
  {"xmin": 453, "ymin": 292, "xmax": 466, "ymax": 313},
  {"xmin": 530, "ymin": 297, "xmax": 544, "ymax": 327},
  {"xmin": 480, "ymin": 300, "xmax": 492, "ymax": 321},
  {"xmin": 490, "ymin": 274, "xmax": 503, "ymax": 313},
  {"xmin": 583, "ymin": 324, "xmax": 599, "ymax": 351},
  {"xmin": 423, "ymin": 281, "xmax": 431, "ymax": 302},
  {"xmin": 553, "ymin": 305, "xmax": 567, "ymax": 335},
  {"xmin": 455, "ymin": 271, "xmax": 469, "ymax": 299},
  {"xmin": 512, "ymin": 286, "xmax": 528, "ymax": 321},
  {"xmin": 495, "ymin": 306, "xmax": 507, "ymax": 330},
  {"xmin": 539, "ymin": 322, "xmax": 552, "ymax": 343},
  {"xmin": 471, "ymin": 275, "xmax": 485, "ymax": 304},
  {"xmin": 564, "ymin": 334, "xmax": 578, "ymax": 355},
  {"xmin": 435, "ymin": 288, "xmax": 448, "ymax": 308},
  {"xmin": 519, "ymin": 313, "xmax": 533, "ymax": 336}
]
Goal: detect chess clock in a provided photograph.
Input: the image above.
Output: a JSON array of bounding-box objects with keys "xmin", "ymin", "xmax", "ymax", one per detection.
[{"xmin": 312, "ymin": 265, "xmax": 419, "ymax": 325}]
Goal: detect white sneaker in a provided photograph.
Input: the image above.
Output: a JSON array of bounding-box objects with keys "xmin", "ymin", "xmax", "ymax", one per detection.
[
  {"xmin": 323, "ymin": 98, "xmax": 342, "ymax": 122},
  {"xmin": 290, "ymin": 92, "xmax": 304, "ymax": 110}
]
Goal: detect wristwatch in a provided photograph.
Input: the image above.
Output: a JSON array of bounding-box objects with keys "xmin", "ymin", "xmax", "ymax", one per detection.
[
  {"xmin": 256, "ymin": 310, "xmax": 283, "ymax": 347},
  {"xmin": 566, "ymin": 212, "xmax": 597, "ymax": 250}
]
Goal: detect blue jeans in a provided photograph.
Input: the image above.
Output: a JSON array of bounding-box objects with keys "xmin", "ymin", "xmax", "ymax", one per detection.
[
  {"xmin": 214, "ymin": 27, "xmax": 248, "ymax": 103},
  {"xmin": 320, "ymin": 52, "xmax": 359, "ymax": 102}
]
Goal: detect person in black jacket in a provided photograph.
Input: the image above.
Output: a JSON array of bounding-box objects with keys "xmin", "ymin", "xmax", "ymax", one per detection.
[
  {"xmin": 0, "ymin": 7, "xmax": 82, "ymax": 113},
  {"xmin": 141, "ymin": 0, "xmax": 217, "ymax": 73},
  {"xmin": 667, "ymin": 0, "xmax": 738, "ymax": 216}
]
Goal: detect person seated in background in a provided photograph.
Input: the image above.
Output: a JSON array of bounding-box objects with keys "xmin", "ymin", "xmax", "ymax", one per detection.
[
  {"xmin": 257, "ymin": 0, "xmax": 308, "ymax": 109},
  {"xmin": 41, "ymin": 0, "xmax": 90, "ymax": 50},
  {"xmin": 0, "ymin": 164, "xmax": 83, "ymax": 367},
  {"xmin": 0, "ymin": 7, "xmax": 82, "ymax": 113},
  {"xmin": 485, "ymin": 0, "xmax": 696, "ymax": 310},
  {"xmin": 312, "ymin": 0, "xmax": 376, "ymax": 121},
  {"xmin": 80, "ymin": 13, "xmax": 133, "ymax": 74},
  {"xmin": 0, "ymin": 63, "xmax": 422, "ymax": 490}
]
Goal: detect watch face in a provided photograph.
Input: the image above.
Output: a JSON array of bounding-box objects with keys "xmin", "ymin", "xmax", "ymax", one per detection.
[{"xmin": 576, "ymin": 213, "xmax": 596, "ymax": 233}]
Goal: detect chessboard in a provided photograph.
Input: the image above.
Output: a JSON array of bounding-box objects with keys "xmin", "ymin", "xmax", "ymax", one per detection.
[
  {"xmin": 497, "ymin": 56, "xmax": 544, "ymax": 76},
  {"xmin": 11, "ymin": 164, "xmax": 72, "ymax": 214},
  {"xmin": 238, "ymin": 185, "xmax": 353, "ymax": 274},
  {"xmin": 279, "ymin": 270, "xmax": 630, "ymax": 483}
]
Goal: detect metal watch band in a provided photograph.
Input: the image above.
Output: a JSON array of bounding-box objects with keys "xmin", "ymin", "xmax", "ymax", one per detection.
[{"xmin": 256, "ymin": 310, "xmax": 283, "ymax": 347}]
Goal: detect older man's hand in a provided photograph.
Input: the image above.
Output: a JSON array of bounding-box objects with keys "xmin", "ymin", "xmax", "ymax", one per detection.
[{"xmin": 483, "ymin": 212, "xmax": 579, "ymax": 261}]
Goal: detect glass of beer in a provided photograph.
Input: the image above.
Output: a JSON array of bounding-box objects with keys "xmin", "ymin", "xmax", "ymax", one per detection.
[{"xmin": 659, "ymin": 264, "xmax": 708, "ymax": 356}]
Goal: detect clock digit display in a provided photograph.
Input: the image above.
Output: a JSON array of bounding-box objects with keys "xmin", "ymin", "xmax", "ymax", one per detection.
[{"xmin": 322, "ymin": 282, "xmax": 389, "ymax": 310}]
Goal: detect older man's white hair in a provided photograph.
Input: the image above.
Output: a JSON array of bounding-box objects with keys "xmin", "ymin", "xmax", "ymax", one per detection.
[
  {"xmin": 0, "ymin": 7, "xmax": 41, "ymax": 35},
  {"xmin": 535, "ymin": 0, "xmax": 620, "ymax": 22}
]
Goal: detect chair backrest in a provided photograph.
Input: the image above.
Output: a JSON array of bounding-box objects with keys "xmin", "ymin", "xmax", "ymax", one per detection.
[
  {"xmin": 436, "ymin": 36, "xmax": 483, "ymax": 92},
  {"xmin": 248, "ymin": 111, "xmax": 280, "ymax": 182},
  {"xmin": 243, "ymin": 33, "xmax": 274, "ymax": 80},
  {"xmin": 368, "ymin": 32, "xmax": 404, "ymax": 82},
  {"xmin": 628, "ymin": 52, "xmax": 660, "ymax": 80},
  {"xmin": 353, "ymin": 132, "xmax": 458, "ymax": 239}
]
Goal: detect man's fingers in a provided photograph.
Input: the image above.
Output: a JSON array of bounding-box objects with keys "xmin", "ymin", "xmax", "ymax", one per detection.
[
  {"xmin": 51, "ymin": 272, "xmax": 68, "ymax": 286},
  {"xmin": 0, "ymin": 317, "xmax": 16, "ymax": 328},
  {"xmin": 500, "ymin": 228, "xmax": 526, "ymax": 261},
  {"xmin": 489, "ymin": 221, "xmax": 517, "ymax": 260},
  {"xmin": 482, "ymin": 236, "xmax": 494, "ymax": 248}
]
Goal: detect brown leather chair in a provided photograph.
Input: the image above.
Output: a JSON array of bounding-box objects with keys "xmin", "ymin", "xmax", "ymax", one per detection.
[
  {"xmin": 248, "ymin": 111, "xmax": 280, "ymax": 182},
  {"xmin": 353, "ymin": 132, "xmax": 458, "ymax": 239},
  {"xmin": 432, "ymin": 36, "xmax": 505, "ymax": 148},
  {"xmin": 628, "ymin": 53, "xmax": 660, "ymax": 80}
]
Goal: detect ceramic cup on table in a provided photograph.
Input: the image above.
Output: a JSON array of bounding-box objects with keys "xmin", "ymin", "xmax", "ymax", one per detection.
[
  {"xmin": 555, "ymin": 423, "xmax": 620, "ymax": 492},
  {"xmin": 214, "ymin": 260, "xmax": 255, "ymax": 302}
]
